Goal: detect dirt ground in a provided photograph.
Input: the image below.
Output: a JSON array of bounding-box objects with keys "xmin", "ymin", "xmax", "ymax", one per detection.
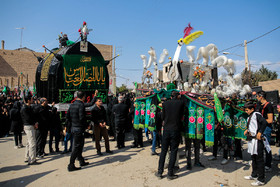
[{"xmin": 0, "ymin": 132, "xmax": 280, "ymax": 187}]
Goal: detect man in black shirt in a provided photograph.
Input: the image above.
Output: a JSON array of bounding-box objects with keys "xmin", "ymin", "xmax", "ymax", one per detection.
[
  {"xmin": 35, "ymin": 98, "xmax": 51, "ymax": 157},
  {"xmin": 21, "ymin": 95, "xmax": 39, "ymax": 165},
  {"xmin": 155, "ymin": 91, "xmax": 184, "ymax": 180},
  {"xmin": 91, "ymin": 98, "xmax": 112, "ymax": 155},
  {"xmin": 256, "ymin": 91, "xmax": 274, "ymax": 171},
  {"xmin": 112, "ymin": 96, "xmax": 129, "ymax": 149},
  {"xmin": 66, "ymin": 91, "xmax": 90, "ymax": 172}
]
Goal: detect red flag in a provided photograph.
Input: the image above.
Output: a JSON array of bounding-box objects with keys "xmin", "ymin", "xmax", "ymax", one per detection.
[{"xmin": 183, "ymin": 23, "xmax": 193, "ymax": 38}]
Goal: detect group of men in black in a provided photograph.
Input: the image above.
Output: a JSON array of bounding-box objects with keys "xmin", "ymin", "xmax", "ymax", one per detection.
[
  {"xmin": 0, "ymin": 94, "xmax": 61, "ymax": 156},
  {"xmin": 66, "ymin": 91, "xmax": 133, "ymax": 171},
  {"xmin": 1, "ymin": 89, "xmax": 280, "ymax": 185},
  {"xmin": 153, "ymin": 90, "xmax": 279, "ymax": 186}
]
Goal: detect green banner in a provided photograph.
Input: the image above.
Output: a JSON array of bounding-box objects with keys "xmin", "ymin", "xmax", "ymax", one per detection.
[
  {"xmin": 214, "ymin": 93, "xmax": 224, "ymax": 123},
  {"xmin": 59, "ymin": 89, "xmax": 108, "ymax": 104},
  {"xmin": 134, "ymin": 100, "xmax": 141, "ymax": 130},
  {"xmin": 223, "ymin": 103, "xmax": 248, "ymax": 140},
  {"xmin": 63, "ymin": 54, "xmax": 107, "ymax": 89}
]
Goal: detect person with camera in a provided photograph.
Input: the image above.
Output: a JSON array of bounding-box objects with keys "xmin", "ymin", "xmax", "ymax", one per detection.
[
  {"xmin": 256, "ymin": 91, "xmax": 274, "ymax": 172},
  {"xmin": 243, "ymin": 102, "xmax": 267, "ymax": 186}
]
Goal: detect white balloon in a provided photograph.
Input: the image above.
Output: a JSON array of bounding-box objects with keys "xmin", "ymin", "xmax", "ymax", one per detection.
[
  {"xmin": 140, "ymin": 55, "xmax": 147, "ymax": 68},
  {"xmin": 147, "ymin": 47, "xmax": 156, "ymax": 68},
  {"xmin": 158, "ymin": 49, "xmax": 169, "ymax": 64},
  {"xmin": 186, "ymin": 46, "xmax": 196, "ymax": 63},
  {"xmin": 196, "ymin": 46, "xmax": 209, "ymax": 65},
  {"xmin": 212, "ymin": 55, "xmax": 227, "ymax": 67}
]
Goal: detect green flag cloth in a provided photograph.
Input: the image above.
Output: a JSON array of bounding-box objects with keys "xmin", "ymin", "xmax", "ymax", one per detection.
[
  {"xmin": 186, "ymin": 100, "xmax": 197, "ymax": 139},
  {"xmin": 134, "ymin": 94, "xmax": 159, "ymax": 131},
  {"xmin": 214, "ymin": 93, "xmax": 224, "ymax": 122},
  {"xmin": 166, "ymin": 83, "xmax": 176, "ymax": 90},
  {"xmin": 233, "ymin": 107, "xmax": 248, "ymax": 139},
  {"xmin": 133, "ymin": 100, "xmax": 141, "ymax": 130},
  {"xmin": 196, "ymin": 107, "xmax": 204, "ymax": 139},
  {"xmin": 204, "ymin": 108, "xmax": 215, "ymax": 146},
  {"xmin": 2, "ymin": 86, "xmax": 7, "ymax": 94},
  {"xmin": 145, "ymin": 97, "xmax": 152, "ymax": 128},
  {"xmin": 153, "ymin": 89, "xmax": 179, "ymax": 99},
  {"xmin": 223, "ymin": 103, "xmax": 248, "ymax": 140},
  {"xmin": 139, "ymin": 101, "xmax": 146, "ymax": 129},
  {"xmin": 66, "ymin": 40, "xmax": 75, "ymax": 46},
  {"xmin": 223, "ymin": 103, "xmax": 235, "ymax": 138}
]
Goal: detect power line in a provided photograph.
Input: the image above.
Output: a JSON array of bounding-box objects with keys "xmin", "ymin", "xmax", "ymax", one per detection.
[
  {"xmin": 219, "ymin": 43, "xmax": 243, "ymax": 53},
  {"xmin": 219, "ymin": 25, "xmax": 280, "ymax": 53},
  {"xmin": 251, "ymin": 62, "xmax": 280, "ymax": 65},
  {"xmin": 247, "ymin": 25, "xmax": 280, "ymax": 44},
  {"xmin": 117, "ymin": 68, "xmax": 142, "ymax": 71}
]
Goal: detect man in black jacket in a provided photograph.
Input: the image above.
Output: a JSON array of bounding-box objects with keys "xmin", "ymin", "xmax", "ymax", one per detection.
[
  {"xmin": 112, "ymin": 96, "xmax": 129, "ymax": 149},
  {"xmin": 66, "ymin": 91, "xmax": 90, "ymax": 172},
  {"xmin": 155, "ymin": 91, "xmax": 184, "ymax": 180}
]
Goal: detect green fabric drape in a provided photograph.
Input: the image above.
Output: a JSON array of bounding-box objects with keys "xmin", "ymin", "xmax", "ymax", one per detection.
[{"xmin": 204, "ymin": 108, "xmax": 215, "ymax": 146}]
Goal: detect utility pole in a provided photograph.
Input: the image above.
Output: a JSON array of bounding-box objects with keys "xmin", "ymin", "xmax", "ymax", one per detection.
[
  {"xmin": 244, "ymin": 40, "xmax": 249, "ymax": 71},
  {"xmin": 16, "ymin": 27, "xmax": 25, "ymax": 48},
  {"xmin": 244, "ymin": 40, "xmax": 252, "ymax": 86},
  {"xmin": 112, "ymin": 46, "xmax": 116, "ymax": 95}
]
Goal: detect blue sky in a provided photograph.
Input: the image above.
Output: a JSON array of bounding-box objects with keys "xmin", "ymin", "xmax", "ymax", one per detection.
[{"xmin": 1, "ymin": 0, "xmax": 279, "ymax": 87}]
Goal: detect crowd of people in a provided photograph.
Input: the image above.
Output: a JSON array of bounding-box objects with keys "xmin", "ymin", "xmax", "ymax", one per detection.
[{"xmin": 1, "ymin": 89, "xmax": 280, "ymax": 186}]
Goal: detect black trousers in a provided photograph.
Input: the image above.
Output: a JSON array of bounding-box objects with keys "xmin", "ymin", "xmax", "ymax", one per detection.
[
  {"xmin": 116, "ymin": 125, "xmax": 125, "ymax": 148},
  {"xmin": 36, "ymin": 129, "xmax": 48, "ymax": 156},
  {"xmin": 49, "ymin": 129, "xmax": 60, "ymax": 152},
  {"xmin": 69, "ymin": 131, "xmax": 85, "ymax": 165},
  {"xmin": 251, "ymin": 140, "xmax": 265, "ymax": 183},
  {"xmin": 212, "ymin": 128, "xmax": 222, "ymax": 157},
  {"xmin": 14, "ymin": 131, "xmax": 22, "ymax": 146},
  {"xmin": 158, "ymin": 130, "xmax": 180, "ymax": 176},
  {"xmin": 234, "ymin": 139, "xmax": 243, "ymax": 159},
  {"xmin": 185, "ymin": 138, "xmax": 200, "ymax": 164},
  {"xmin": 132, "ymin": 128, "xmax": 143, "ymax": 147}
]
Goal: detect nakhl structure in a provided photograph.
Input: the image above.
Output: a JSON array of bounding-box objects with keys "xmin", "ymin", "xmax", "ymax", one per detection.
[{"xmin": 36, "ymin": 24, "xmax": 109, "ymax": 107}]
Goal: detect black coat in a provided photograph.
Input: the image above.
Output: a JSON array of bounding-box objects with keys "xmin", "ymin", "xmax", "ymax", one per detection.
[
  {"xmin": 36, "ymin": 105, "xmax": 52, "ymax": 131},
  {"xmin": 112, "ymin": 103, "xmax": 129, "ymax": 127},
  {"xmin": 162, "ymin": 98, "xmax": 184, "ymax": 131},
  {"xmin": 9, "ymin": 101, "xmax": 23, "ymax": 132},
  {"xmin": 66, "ymin": 100, "xmax": 87, "ymax": 132}
]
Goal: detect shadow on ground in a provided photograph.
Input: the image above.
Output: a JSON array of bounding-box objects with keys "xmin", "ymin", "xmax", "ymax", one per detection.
[{"xmin": 0, "ymin": 169, "xmax": 56, "ymax": 187}]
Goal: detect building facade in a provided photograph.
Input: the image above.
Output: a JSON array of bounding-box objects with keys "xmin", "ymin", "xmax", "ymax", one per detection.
[{"xmin": 0, "ymin": 40, "xmax": 113, "ymax": 91}]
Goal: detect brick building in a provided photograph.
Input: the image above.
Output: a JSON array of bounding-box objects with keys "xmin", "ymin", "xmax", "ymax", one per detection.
[{"xmin": 0, "ymin": 40, "xmax": 113, "ymax": 90}]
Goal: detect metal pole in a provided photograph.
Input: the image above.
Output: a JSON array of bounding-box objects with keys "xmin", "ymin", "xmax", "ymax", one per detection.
[
  {"xmin": 20, "ymin": 29, "xmax": 23, "ymax": 48},
  {"xmin": 16, "ymin": 27, "xmax": 25, "ymax": 48}
]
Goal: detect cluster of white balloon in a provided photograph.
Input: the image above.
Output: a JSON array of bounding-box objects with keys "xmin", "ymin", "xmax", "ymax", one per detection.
[
  {"xmin": 140, "ymin": 42, "xmax": 252, "ymax": 97},
  {"xmin": 185, "ymin": 43, "xmax": 251, "ymax": 97},
  {"xmin": 140, "ymin": 47, "xmax": 169, "ymax": 88}
]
